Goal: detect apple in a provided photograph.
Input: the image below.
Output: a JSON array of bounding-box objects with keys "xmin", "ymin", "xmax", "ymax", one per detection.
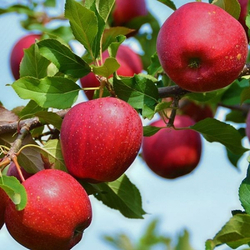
[
  {"xmin": 80, "ymin": 45, "xmax": 143, "ymax": 99},
  {"xmin": 4, "ymin": 169, "xmax": 92, "ymax": 250},
  {"xmin": 179, "ymin": 99, "xmax": 214, "ymax": 122},
  {"xmin": 0, "ymin": 188, "xmax": 8, "ymax": 230},
  {"xmin": 60, "ymin": 97, "xmax": 143, "ymax": 182},
  {"xmin": 10, "ymin": 34, "xmax": 41, "ymax": 80},
  {"xmin": 142, "ymin": 115, "xmax": 202, "ymax": 179},
  {"xmin": 112, "ymin": 0, "xmax": 148, "ymax": 26},
  {"xmin": 7, "ymin": 162, "xmax": 33, "ymax": 182},
  {"xmin": 238, "ymin": 0, "xmax": 249, "ymax": 40},
  {"xmin": 157, "ymin": 2, "xmax": 248, "ymax": 93}
]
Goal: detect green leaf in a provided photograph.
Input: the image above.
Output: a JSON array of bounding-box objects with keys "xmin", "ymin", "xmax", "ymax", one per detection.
[
  {"xmin": 102, "ymin": 27, "xmax": 134, "ymax": 52},
  {"xmin": 206, "ymin": 214, "xmax": 250, "ymax": 249},
  {"xmin": 156, "ymin": 0, "xmax": 177, "ymax": 10},
  {"xmin": 20, "ymin": 43, "xmax": 50, "ymax": 79},
  {"xmin": 212, "ymin": 0, "xmax": 241, "ymax": 19},
  {"xmin": 38, "ymin": 39, "xmax": 91, "ymax": 78},
  {"xmin": 175, "ymin": 230, "xmax": 195, "ymax": 250},
  {"xmin": 42, "ymin": 139, "xmax": 67, "ymax": 171},
  {"xmin": 92, "ymin": 57, "xmax": 120, "ymax": 78},
  {"xmin": 65, "ymin": 0, "xmax": 98, "ymax": 58},
  {"xmin": 12, "ymin": 76, "xmax": 80, "ymax": 109},
  {"xmin": 239, "ymin": 164, "xmax": 250, "ymax": 214},
  {"xmin": 0, "ymin": 175, "xmax": 27, "ymax": 211},
  {"xmin": 44, "ymin": 0, "xmax": 56, "ymax": 7},
  {"xmin": 35, "ymin": 111, "xmax": 62, "ymax": 130},
  {"xmin": 113, "ymin": 74, "xmax": 159, "ymax": 119},
  {"xmin": 0, "ymin": 5, "xmax": 34, "ymax": 16},
  {"xmin": 19, "ymin": 100, "xmax": 46, "ymax": 118},
  {"xmin": 143, "ymin": 125, "xmax": 163, "ymax": 137},
  {"xmin": 147, "ymin": 52, "xmax": 162, "ymax": 76},
  {"xmin": 92, "ymin": 174, "xmax": 146, "ymax": 219},
  {"xmin": 190, "ymin": 118, "xmax": 249, "ymax": 155},
  {"xmin": 96, "ymin": 0, "xmax": 115, "ymax": 22},
  {"xmin": 241, "ymin": 86, "xmax": 250, "ymax": 104}
]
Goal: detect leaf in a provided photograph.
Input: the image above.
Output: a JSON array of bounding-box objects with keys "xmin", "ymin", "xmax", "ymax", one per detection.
[
  {"xmin": 147, "ymin": 52, "xmax": 162, "ymax": 76},
  {"xmin": 241, "ymin": 86, "xmax": 250, "ymax": 104},
  {"xmin": 42, "ymin": 139, "xmax": 67, "ymax": 171},
  {"xmin": 35, "ymin": 111, "xmax": 62, "ymax": 130},
  {"xmin": 38, "ymin": 39, "xmax": 91, "ymax": 78},
  {"xmin": 102, "ymin": 27, "xmax": 135, "ymax": 52},
  {"xmin": 206, "ymin": 214, "xmax": 250, "ymax": 249},
  {"xmin": 143, "ymin": 125, "xmax": 163, "ymax": 137},
  {"xmin": 156, "ymin": 0, "xmax": 177, "ymax": 10},
  {"xmin": 95, "ymin": 0, "xmax": 115, "ymax": 22},
  {"xmin": 20, "ymin": 43, "xmax": 50, "ymax": 79},
  {"xmin": 191, "ymin": 118, "xmax": 249, "ymax": 155},
  {"xmin": 239, "ymin": 164, "xmax": 250, "ymax": 214},
  {"xmin": 0, "ymin": 133, "xmax": 44, "ymax": 173},
  {"xmin": 91, "ymin": 174, "xmax": 146, "ymax": 219},
  {"xmin": 113, "ymin": 74, "xmax": 159, "ymax": 119},
  {"xmin": 92, "ymin": 57, "xmax": 120, "ymax": 78},
  {"xmin": 0, "ymin": 106, "xmax": 19, "ymax": 125},
  {"xmin": 19, "ymin": 100, "xmax": 46, "ymax": 118},
  {"xmin": 65, "ymin": 0, "xmax": 98, "ymax": 58},
  {"xmin": 0, "ymin": 5, "xmax": 34, "ymax": 16},
  {"xmin": 0, "ymin": 175, "xmax": 27, "ymax": 211},
  {"xmin": 212, "ymin": 0, "xmax": 241, "ymax": 19},
  {"xmin": 12, "ymin": 76, "xmax": 80, "ymax": 109},
  {"xmin": 175, "ymin": 230, "xmax": 195, "ymax": 250}
]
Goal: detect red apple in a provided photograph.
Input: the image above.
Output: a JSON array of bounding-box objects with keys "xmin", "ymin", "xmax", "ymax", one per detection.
[
  {"xmin": 80, "ymin": 45, "xmax": 143, "ymax": 99},
  {"xmin": 60, "ymin": 97, "xmax": 143, "ymax": 182},
  {"xmin": 238, "ymin": 0, "xmax": 249, "ymax": 39},
  {"xmin": 179, "ymin": 99, "xmax": 214, "ymax": 122},
  {"xmin": 112, "ymin": 0, "xmax": 148, "ymax": 26},
  {"xmin": 7, "ymin": 162, "xmax": 33, "ymax": 182},
  {"xmin": 10, "ymin": 34, "xmax": 41, "ymax": 80},
  {"xmin": 5, "ymin": 169, "xmax": 92, "ymax": 250},
  {"xmin": 0, "ymin": 188, "xmax": 8, "ymax": 230},
  {"xmin": 142, "ymin": 115, "xmax": 202, "ymax": 179},
  {"xmin": 157, "ymin": 2, "xmax": 248, "ymax": 92}
]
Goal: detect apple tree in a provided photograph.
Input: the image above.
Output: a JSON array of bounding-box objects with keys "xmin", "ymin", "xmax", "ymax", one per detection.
[{"xmin": 0, "ymin": 0, "xmax": 250, "ymax": 249}]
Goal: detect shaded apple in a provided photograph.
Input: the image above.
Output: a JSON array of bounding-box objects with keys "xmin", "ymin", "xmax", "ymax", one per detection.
[
  {"xmin": 7, "ymin": 162, "xmax": 33, "ymax": 182},
  {"xmin": 157, "ymin": 2, "xmax": 248, "ymax": 92},
  {"xmin": 0, "ymin": 188, "xmax": 8, "ymax": 230},
  {"xmin": 80, "ymin": 45, "xmax": 143, "ymax": 99},
  {"xmin": 112, "ymin": 0, "xmax": 148, "ymax": 26},
  {"xmin": 142, "ymin": 115, "xmax": 202, "ymax": 179},
  {"xmin": 5, "ymin": 169, "xmax": 92, "ymax": 250},
  {"xmin": 179, "ymin": 99, "xmax": 214, "ymax": 122},
  {"xmin": 60, "ymin": 97, "xmax": 143, "ymax": 182},
  {"xmin": 10, "ymin": 34, "xmax": 41, "ymax": 80}
]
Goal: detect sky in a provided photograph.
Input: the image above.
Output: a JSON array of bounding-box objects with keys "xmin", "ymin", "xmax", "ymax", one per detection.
[{"xmin": 0, "ymin": 0, "xmax": 249, "ymax": 250}]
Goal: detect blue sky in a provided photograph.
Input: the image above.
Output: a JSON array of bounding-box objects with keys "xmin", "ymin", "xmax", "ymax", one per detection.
[{"xmin": 0, "ymin": 0, "xmax": 249, "ymax": 250}]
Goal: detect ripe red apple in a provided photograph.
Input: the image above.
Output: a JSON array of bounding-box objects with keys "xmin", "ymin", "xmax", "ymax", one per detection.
[
  {"xmin": 60, "ymin": 97, "xmax": 143, "ymax": 182},
  {"xmin": 10, "ymin": 34, "xmax": 41, "ymax": 80},
  {"xmin": 157, "ymin": 2, "xmax": 248, "ymax": 92},
  {"xmin": 179, "ymin": 99, "xmax": 214, "ymax": 122},
  {"xmin": 238, "ymin": 0, "xmax": 249, "ymax": 39},
  {"xmin": 112, "ymin": 0, "xmax": 148, "ymax": 26},
  {"xmin": 5, "ymin": 169, "xmax": 92, "ymax": 250},
  {"xmin": 0, "ymin": 188, "xmax": 8, "ymax": 230},
  {"xmin": 7, "ymin": 162, "xmax": 33, "ymax": 182},
  {"xmin": 80, "ymin": 45, "xmax": 143, "ymax": 99},
  {"xmin": 142, "ymin": 115, "xmax": 202, "ymax": 179}
]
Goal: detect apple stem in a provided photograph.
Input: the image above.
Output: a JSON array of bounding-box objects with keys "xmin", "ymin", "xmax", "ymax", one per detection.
[
  {"xmin": 167, "ymin": 96, "xmax": 181, "ymax": 128},
  {"xmin": 12, "ymin": 156, "xmax": 25, "ymax": 183}
]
